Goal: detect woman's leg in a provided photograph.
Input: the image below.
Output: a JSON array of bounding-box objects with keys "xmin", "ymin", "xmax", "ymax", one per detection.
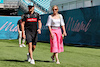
[
  {"xmin": 22, "ymin": 31, "xmax": 25, "ymax": 44},
  {"xmin": 52, "ymin": 53, "xmax": 55, "ymax": 58},
  {"xmin": 22, "ymin": 38, "xmax": 25, "ymax": 44},
  {"xmin": 51, "ymin": 53, "xmax": 55, "ymax": 62},
  {"xmin": 19, "ymin": 31, "xmax": 22, "ymax": 47},
  {"xmin": 22, "ymin": 38, "xmax": 26, "ymax": 47},
  {"xmin": 55, "ymin": 53, "xmax": 59, "ymax": 61},
  {"xmin": 55, "ymin": 53, "xmax": 60, "ymax": 64},
  {"xmin": 21, "ymin": 31, "xmax": 26, "ymax": 47}
]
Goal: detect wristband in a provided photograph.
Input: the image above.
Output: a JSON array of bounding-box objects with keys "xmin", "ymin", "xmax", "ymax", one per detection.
[{"xmin": 38, "ymin": 28, "xmax": 41, "ymax": 30}]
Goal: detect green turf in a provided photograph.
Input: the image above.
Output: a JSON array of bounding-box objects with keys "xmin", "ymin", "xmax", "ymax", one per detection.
[{"xmin": 0, "ymin": 40, "xmax": 100, "ymax": 67}]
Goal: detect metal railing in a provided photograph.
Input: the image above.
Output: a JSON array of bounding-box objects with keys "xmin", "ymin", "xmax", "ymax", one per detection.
[
  {"xmin": 0, "ymin": 0, "xmax": 19, "ymax": 8},
  {"xmin": 19, "ymin": 0, "xmax": 28, "ymax": 13},
  {"xmin": 32, "ymin": 1, "xmax": 49, "ymax": 13},
  {"xmin": 19, "ymin": 0, "xmax": 48, "ymax": 14},
  {"xmin": 4, "ymin": 2, "xmax": 19, "ymax": 8},
  {"xmin": 4, "ymin": 0, "xmax": 19, "ymax": 2}
]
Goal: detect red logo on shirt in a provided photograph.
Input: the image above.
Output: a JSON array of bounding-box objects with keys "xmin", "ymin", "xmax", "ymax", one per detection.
[{"xmin": 26, "ymin": 18, "xmax": 37, "ymax": 22}]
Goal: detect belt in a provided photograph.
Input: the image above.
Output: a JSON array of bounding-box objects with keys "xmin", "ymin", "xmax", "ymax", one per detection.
[{"xmin": 51, "ymin": 26, "xmax": 60, "ymax": 29}]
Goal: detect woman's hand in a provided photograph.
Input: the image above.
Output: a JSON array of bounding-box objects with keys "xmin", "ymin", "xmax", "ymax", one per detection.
[
  {"xmin": 63, "ymin": 32, "xmax": 67, "ymax": 36},
  {"xmin": 22, "ymin": 33, "xmax": 26, "ymax": 39},
  {"xmin": 51, "ymin": 34, "xmax": 54, "ymax": 39}
]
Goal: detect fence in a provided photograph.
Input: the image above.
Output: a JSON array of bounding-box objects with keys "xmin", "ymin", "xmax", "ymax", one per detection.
[
  {"xmin": 39, "ymin": 5, "xmax": 100, "ymax": 46},
  {"xmin": 0, "ymin": 5, "xmax": 100, "ymax": 46},
  {"xmin": 0, "ymin": 16, "xmax": 21, "ymax": 39}
]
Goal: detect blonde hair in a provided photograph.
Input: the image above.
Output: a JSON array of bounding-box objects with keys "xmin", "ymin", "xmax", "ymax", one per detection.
[{"xmin": 52, "ymin": 5, "xmax": 59, "ymax": 10}]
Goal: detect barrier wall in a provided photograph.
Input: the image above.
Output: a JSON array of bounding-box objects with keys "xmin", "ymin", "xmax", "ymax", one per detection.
[
  {"xmin": 0, "ymin": 0, "xmax": 3, "ymax": 3},
  {"xmin": 0, "ymin": 5, "xmax": 100, "ymax": 46},
  {"xmin": 39, "ymin": 6, "xmax": 100, "ymax": 46},
  {"xmin": 0, "ymin": 16, "xmax": 21, "ymax": 39}
]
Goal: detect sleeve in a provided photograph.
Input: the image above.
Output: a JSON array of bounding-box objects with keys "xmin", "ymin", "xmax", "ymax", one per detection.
[
  {"xmin": 37, "ymin": 14, "xmax": 41, "ymax": 20},
  {"xmin": 46, "ymin": 15, "xmax": 52, "ymax": 26},
  {"xmin": 21, "ymin": 14, "xmax": 26, "ymax": 22},
  {"xmin": 60, "ymin": 14, "xmax": 65, "ymax": 26}
]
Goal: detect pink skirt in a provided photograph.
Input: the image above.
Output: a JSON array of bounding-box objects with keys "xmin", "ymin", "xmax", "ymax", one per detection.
[{"xmin": 50, "ymin": 28, "xmax": 64, "ymax": 53}]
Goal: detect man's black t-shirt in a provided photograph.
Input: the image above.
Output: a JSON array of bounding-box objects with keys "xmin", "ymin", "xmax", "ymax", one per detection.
[
  {"xmin": 22, "ymin": 12, "xmax": 41, "ymax": 33},
  {"xmin": 17, "ymin": 19, "xmax": 22, "ymax": 31}
]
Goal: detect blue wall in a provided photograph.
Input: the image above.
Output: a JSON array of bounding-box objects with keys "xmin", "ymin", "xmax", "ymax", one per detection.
[
  {"xmin": 0, "ymin": 0, "xmax": 3, "ymax": 3},
  {"xmin": 17, "ymin": 9, "xmax": 24, "ymax": 16},
  {"xmin": 0, "ymin": 16, "xmax": 21, "ymax": 39},
  {"xmin": 0, "ymin": 5, "xmax": 100, "ymax": 46},
  {"xmin": 39, "ymin": 6, "xmax": 100, "ymax": 46}
]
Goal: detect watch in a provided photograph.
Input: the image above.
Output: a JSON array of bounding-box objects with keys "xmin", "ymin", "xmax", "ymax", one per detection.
[{"xmin": 38, "ymin": 28, "xmax": 41, "ymax": 30}]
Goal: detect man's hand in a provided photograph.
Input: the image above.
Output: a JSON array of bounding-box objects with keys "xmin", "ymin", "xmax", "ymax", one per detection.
[
  {"xmin": 18, "ymin": 30, "xmax": 20, "ymax": 34},
  {"xmin": 37, "ymin": 29, "xmax": 41, "ymax": 34}
]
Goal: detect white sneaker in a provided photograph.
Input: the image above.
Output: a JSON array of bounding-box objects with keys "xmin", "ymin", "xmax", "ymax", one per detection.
[
  {"xmin": 22, "ymin": 44, "xmax": 26, "ymax": 47},
  {"xmin": 56, "ymin": 61, "xmax": 60, "ymax": 64},
  {"xmin": 30, "ymin": 59, "xmax": 35, "ymax": 64},
  {"xmin": 27, "ymin": 53, "xmax": 31, "ymax": 62},
  {"xmin": 19, "ymin": 45, "xmax": 23, "ymax": 47}
]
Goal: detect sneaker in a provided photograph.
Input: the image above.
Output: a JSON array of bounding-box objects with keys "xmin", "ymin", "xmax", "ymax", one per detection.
[
  {"xmin": 27, "ymin": 53, "xmax": 31, "ymax": 62},
  {"xmin": 19, "ymin": 45, "xmax": 23, "ymax": 47},
  {"xmin": 56, "ymin": 61, "xmax": 60, "ymax": 64},
  {"xmin": 22, "ymin": 44, "xmax": 26, "ymax": 47},
  {"xmin": 30, "ymin": 59, "xmax": 35, "ymax": 64},
  {"xmin": 51, "ymin": 56, "xmax": 55, "ymax": 62}
]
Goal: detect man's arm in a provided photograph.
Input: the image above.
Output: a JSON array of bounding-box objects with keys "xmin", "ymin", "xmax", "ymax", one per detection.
[
  {"xmin": 21, "ymin": 21, "xmax": 25, "ymax": 39},
  {"xmin": 37, "ymin": 20, "xmax": 42, "ymax": 34}
]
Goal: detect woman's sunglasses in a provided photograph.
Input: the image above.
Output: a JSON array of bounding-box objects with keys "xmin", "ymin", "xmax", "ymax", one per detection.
[{"xmin": 53, "ymin": 9, "xmax": 58, "ymax": 11}]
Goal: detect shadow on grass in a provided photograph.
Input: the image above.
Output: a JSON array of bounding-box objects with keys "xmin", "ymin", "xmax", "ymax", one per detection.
[
  {"xmin": 6, "ymin": 46, "xmax": 18, "ymax": 47},
  {"xmin": 1, "ymin": 59, "xmax": 26, "ymax": 62},
  {"xmin": 65, "ymin": 43, "xmax": 100, "ymax": 49},
  {"xmin": 38, "ymin": 41, "xmax": 100, "ymax": 49},
  {"xmin": 1, "ymin": 59, "xmax": 52, "ymax": 63},
  {"xmin": 35, "ymin": 60, "xmax": 52, "ymax": 63}
]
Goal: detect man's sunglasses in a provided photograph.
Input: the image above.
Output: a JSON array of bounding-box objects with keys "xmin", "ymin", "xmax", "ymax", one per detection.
[{"xmin": 29, "ymin": 6, "xmax": 34, "ymax": 9}]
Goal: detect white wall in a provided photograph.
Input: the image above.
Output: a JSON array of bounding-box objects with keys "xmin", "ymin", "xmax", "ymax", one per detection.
[
  {"xmin": 84, "ymin": 0, "xmax": 92, "ymax": 7},
  {"xmin": 93, "ymin": 0, "xmax": 100, "ymax": 6},
  {"xmin": 57, "ymin": 4, "xmax": 62, "ymax": 11},
  {"xmin": 50, "ymin": 0, "xmax": 100, "ymax": 12},
  {"xmin": 77, "ymin": 0, "xmax": 84, "ymax": 8},
  {"xmin": 63, "ymin": 3, "xmax": 69, "ymax": 11},
  {"xmin": 69, "ymin": 1, "xmax": 76, "ymax": 10}
]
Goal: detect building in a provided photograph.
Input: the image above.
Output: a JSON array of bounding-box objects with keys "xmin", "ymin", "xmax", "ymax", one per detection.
[{"xmin": 50, "ymin": 0, "xmax": 100, "ymax": 12}]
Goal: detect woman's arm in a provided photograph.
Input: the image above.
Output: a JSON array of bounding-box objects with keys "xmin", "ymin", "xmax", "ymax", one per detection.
[
  {"xmin": 48, "ymin": 26, "xmax": 54, "ymax": 39},
  {"xmin": 61, "ymin": 25, "xmax": 67, "ymax": 36},
  {"xmin": 46, "ymin": 15, "xmax": 54, "ymax": 39},
  {"xmin": 60, "ymin": 14, "xmax": 67, "ymax": 36},
  {"xmin": 17, "ymin": 24, "xmax": 20, "ymax": 33}
]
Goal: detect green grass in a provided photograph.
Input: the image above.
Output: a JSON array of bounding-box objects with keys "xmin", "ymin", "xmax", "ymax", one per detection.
[{"xmin": 0, "ymin": 40, "xmax": 100, "ymax": 67}]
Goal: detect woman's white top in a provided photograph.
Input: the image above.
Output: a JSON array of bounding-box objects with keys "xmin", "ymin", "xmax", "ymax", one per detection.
[{"xmin": 46, "ymin": 14, "xmax": 65, "ymax": 27}]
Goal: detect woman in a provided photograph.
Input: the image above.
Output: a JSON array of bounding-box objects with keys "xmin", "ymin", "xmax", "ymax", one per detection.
[
  {"xmin": 17, "ymin": 16, "xmax": 26, "ymax": 47},
  {"xmin": 46, "ymin": 5, "xmax": 67, "ymax": 64}
]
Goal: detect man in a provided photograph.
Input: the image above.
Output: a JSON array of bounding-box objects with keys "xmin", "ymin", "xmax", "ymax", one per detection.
[
  {"xmin": 21, "ymin": 4, "xmax": 42, "ymax": 64},
  {"xmin": 17, "ymin": 17, "xmax": 26, "ymax": 47}
]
